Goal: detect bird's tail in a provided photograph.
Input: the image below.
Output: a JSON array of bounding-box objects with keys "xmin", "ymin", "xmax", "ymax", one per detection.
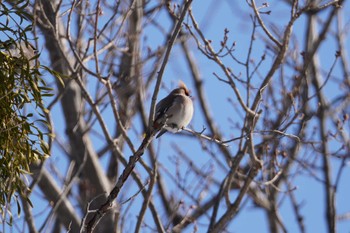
[{"xmin": 156, "ymin": 129, "xmax": 167, "ymax": 138}]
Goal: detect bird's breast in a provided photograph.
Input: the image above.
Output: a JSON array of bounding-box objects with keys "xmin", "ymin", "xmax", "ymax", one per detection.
[{"xmin": 165, "ymin": 95, "xmax": 193, "ymax": 131}]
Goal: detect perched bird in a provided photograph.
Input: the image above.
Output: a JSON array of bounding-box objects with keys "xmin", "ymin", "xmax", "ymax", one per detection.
[{"xmin": 154, "ymin": 82, "xmax": 194, "ymax": 138}]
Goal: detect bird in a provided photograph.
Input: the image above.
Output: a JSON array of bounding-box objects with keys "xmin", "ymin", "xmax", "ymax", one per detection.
[{"xmin": 154, "ymin": 82, "xmax": 194, "ymax": 138}]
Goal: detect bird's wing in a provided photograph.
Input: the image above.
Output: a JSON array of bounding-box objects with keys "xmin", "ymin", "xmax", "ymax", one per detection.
[{"xmin": 155, "ymin": 95, "xmax": 173, "ymax": 120}]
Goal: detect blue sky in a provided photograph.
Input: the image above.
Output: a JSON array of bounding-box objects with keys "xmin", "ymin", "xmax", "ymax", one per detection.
[{"xmin": 2, "ymin": 0, "xmax": 350, "ymax": 232}]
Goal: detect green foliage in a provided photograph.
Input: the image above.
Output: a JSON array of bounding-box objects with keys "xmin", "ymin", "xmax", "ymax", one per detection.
[{"xmin": 0, "ymin": 0, "xmax": 52, "ymax": 215}]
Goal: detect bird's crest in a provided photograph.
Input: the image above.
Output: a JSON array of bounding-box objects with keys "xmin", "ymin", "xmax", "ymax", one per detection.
[{"xmin": 178, "ymin": 80, "xmax": 190, "ymax": 96}]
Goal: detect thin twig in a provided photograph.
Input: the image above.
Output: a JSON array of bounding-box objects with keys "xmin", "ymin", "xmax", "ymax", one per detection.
[
  {"xmin": 182, "ymin": 127, "xmax": 229, "ymax": 146},
  {"xmin": 250, "ymin": 0, "xmax": 282, "ymax": 48},
  {"xmin": 148, "ymin": 0, "xmax": 194, "ymax": 129}
]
